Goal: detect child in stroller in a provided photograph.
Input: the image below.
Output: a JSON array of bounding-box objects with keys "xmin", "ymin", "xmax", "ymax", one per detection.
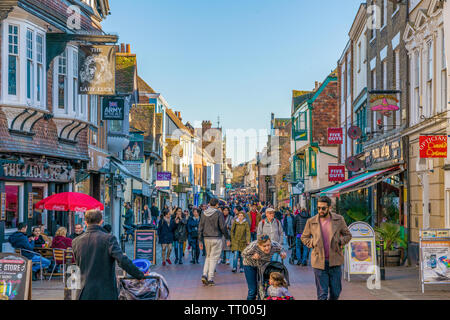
[{"xmin": 258, "ymin": 261, "xmax": 294, "ymax": 300}]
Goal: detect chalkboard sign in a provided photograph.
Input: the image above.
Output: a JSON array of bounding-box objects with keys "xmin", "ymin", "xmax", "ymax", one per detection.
[
  {"xmin": 134, "ymin": 230, "xmax": 156, "ymax": 264},
  {"xmin": 0, "ymin": 253, "xmax": 32, "ymax": 300}
]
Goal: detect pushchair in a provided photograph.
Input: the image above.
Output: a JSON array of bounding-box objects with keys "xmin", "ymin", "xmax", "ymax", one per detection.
[
  {"xmin": 118, "ymin": 259, "xmax": 169, "ymax": 300},
  {"xmin": 257, "ymin": 260, "xmax": 294, "ymax": 300}
]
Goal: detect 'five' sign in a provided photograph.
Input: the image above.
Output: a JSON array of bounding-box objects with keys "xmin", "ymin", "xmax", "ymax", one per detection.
[
  {"xmin": 328, "ymin": 128, "xmax": 343, "ymax": 145},
  {"xmin": 329, "ymin": 165, "xmax": 346, "ymax": 182}
]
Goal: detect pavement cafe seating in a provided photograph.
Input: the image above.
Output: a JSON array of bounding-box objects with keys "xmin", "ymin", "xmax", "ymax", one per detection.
[{"xmin": 48, "ymin": 248, "xmax": 74, "ymax": 283}]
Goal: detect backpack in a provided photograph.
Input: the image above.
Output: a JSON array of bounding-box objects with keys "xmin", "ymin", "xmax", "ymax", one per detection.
[{"xmin": 262, "ymin": 218, "xmax": 281, "ymax": 229}]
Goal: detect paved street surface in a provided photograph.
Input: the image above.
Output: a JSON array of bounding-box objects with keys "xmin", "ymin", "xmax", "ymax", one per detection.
[{"xmin": 30, "ymin": 240, "xmax": 450, "ymax": 300}]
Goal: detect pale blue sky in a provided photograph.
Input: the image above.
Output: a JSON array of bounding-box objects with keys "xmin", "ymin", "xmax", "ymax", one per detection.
[{"xmin": 102, "ymin": 0, "xmax": 363, "ymax": 165}]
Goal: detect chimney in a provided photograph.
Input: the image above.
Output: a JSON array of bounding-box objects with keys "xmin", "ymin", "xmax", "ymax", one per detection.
[
  {"xmin": 126, "ymin": 44, "xmax": 130, "ymax": 53},
  {"xmin": 115, "ymin": 45, "xmax": 120, "ymax": 52},
  {"xmin": 120, "ymin": 43, "xmax": 125, "ymax": 53}
]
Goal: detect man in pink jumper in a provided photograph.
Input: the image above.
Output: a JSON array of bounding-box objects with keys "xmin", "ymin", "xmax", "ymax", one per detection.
[{"xmin": 301, "ymin": 196, "xmax": 352, "ymax": 300}]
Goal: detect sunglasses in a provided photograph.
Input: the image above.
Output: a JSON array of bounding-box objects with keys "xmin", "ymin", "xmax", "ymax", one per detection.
[{"xmin": 318, "ymin": 206, "xmax": 329, "ymax": 211}]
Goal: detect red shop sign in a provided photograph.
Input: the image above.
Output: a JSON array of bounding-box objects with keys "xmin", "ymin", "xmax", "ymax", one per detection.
[
  {"xmin": 328, "ymin": 128, "xmax": 343, "ymax": 145},
  {"xmin": 328, "ymin": 165, "xmax": 346, "ymax": 182},
  {"xmin": 419, "ymin": 136, "xmax": 448, "ymax": 158}
]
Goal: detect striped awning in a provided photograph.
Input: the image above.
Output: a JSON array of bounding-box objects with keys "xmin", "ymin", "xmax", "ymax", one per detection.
[{"xmin": 319, "ymin": 166, "xmax": 403, "ymax": 197}]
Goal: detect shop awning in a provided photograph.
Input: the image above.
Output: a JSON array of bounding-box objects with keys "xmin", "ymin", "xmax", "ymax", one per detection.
[
  {"xmin": 110, "ymin": 157, "xmax": 150, "ymax": 187},
  {"xmin": 319, "ymin": 166, "xmax": 403, "ymax": 197}
]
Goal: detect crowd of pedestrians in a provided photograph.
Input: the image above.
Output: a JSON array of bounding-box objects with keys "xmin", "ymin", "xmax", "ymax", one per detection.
[{"xmin": 7, "ymin": 191, "xmax": 352, "ymax": 300}]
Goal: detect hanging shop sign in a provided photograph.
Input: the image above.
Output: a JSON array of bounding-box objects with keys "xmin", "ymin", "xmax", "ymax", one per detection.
[
  {"xmin": 344, "ymin": 222, "xmax": 377, "ymax": 281},
  {"xmin": 369, "ymin": 91, "xmax": 400, "ymax": 117},
  {"xmin": 328, "ymin": 165, "xmax": 345, "ymax": 182},
  {"xmin": 157, "ymin": 172, "xmax": 172, "ymax": 181},
  {"xmin": 420, "ymin": 229, "xmax": 450, "ymax": 293},
  {"xmin": 78, "ymin": 45, "xmax": 115, "ymax": 95},
  {"xmin": 123, "ymin": 132, "xmax": 144, "ymax": 163},
  {"xmin": 102, "ymin": 97, "xmax": 124, "ymax": 120},
  {"xmin": 327, "ymin": 128, "xmax": 343, "ymax": 145},
  {"xmin": 419, "ymin": 136, "xmax": 447, "ymax": 159},
  {"xmin": 0, "ymin": 160, "xmax": 74, "ymax": 183},
  {"xmin": 364, "ymin": 138, "xmax": 402, "ymax": 169},
  {"xmin": 0, "ymin": 253, "xmax": 32, "ymax": 300}
]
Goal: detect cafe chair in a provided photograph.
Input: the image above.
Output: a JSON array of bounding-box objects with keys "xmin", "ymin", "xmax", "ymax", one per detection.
[
  {"xmin": 15, "ymin": 248, "xmax": 44, "ymax": 281},
  {"xmin": 49, "ymin": 249, "xmax": 69, "ymax": 283}
]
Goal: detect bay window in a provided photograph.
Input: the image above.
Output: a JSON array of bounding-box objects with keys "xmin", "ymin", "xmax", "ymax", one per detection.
[{"xmin": 3, "ymin": 20, "xmax": 47, "ymax": 108}]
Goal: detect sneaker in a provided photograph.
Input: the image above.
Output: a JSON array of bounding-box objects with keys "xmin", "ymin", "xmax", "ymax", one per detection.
[
  {"xmin": 190, "ymin": 259, "xmax": 195, "ymax": 264},
  {"xmin": 175, "ymin": 259, "xmax": 179, "ymax": 264},
  {"xmin": 167, "ymin": 259, "xmax": 172, "ymax": 265},
  {"xmin": 226, "ymin": 259, "xmax": 230, "ymax": 265},
  {"xmin": 296, "ymin": 261, "xmax": 302, "ymax": 266},
  {"xmin": 208, "ymin": 280, "xmax": 215, "ymax": 286},
  {"xmin": 179, "ymin": 261, "xmax": 183, "ymax": 265},
  {"xmin": 232, "ymin": 268, "xmax": 237, "ymax": 273},
  {"xmin": 162, "ymin": 261, "xmax": 166, "ymax": 266},
  {"xmin": 201, "ymin": 275, "xmax": 208, "ymax": 286},
  {"xmin": 240, "ymin": 268, "xmax": 244, "ymax": 273}
]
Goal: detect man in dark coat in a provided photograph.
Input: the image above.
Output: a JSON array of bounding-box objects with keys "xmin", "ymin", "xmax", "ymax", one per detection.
[
  {"xmin": 123, "ymin": 202, "xmax": 134, "ymax": 227},
  {"xmin": 72, "ymin": 210, "xmax": 144, "ymax": 300},
  {"xmin": 150, "ymin": 202, "xmax": 160, "ymax": 225}
]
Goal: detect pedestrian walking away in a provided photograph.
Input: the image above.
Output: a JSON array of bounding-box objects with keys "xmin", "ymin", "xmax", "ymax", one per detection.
[
  {"xmin": 249, "ymin": 202, "xmax": 262, "ymax": 242},
  {"xmin": 142, "ymin": 204, "xmax": 150, "ymax": 225},
  {"xmin": 173, "ymin": 207, "xmax": 188, "ymax": 264},
  {"xmin": 158, "ymin": 208, "xmax": 177, "ymax": 266},
  {"xmin": 230, "ymin": 211, "xmax": 251, "ymax": 273},
  {"xmin": 187, "ymin": 208, "xmax": 201, "ymax": 264},
  {"xmin": 293, "ymin": 207, "xmax": 311, "ymax": 266},
  {"xmin": 241, "ymin": 235, "xmax": 287, "ymax": 300},
  {"xmin": 72, "ymin": 210, "xmax": 144, "ymax": 300},
  {"xmin": 198, "ymin": 198, "xmax": 231, "ymax": 286},
  {"xmin": 257, "ymin": 208, "xmax": 284, "ymax": 262},
  {"xmin": 151, "ymin": 201, "xmax": 160, "ymax": 226},
  {"xmin": 221, "ymin": 207, "xmax": 233, "ymax": 265},
  {"xmin": 301, "ymin": 196, "xmax": 352, "ymax": 300}
]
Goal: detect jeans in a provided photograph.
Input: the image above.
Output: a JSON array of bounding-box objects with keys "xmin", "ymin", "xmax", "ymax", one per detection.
[
  {"xmin": 295, "ymin": 236, "xmax": 309, "ymax": 264},
  {"xmin": 233, "ymin": 251, "xmax": 243, "ymax": 270},
  {"xmin": 174, "ymin": 241, "xmax": 184, "ymax": 262},
  {"xmin": 244, "ymin": 265, "xmax": 258, "ymax": 300},
  {"xmin": 251, "ymin": 232, "xmax": 257, "ymax": 242},
  {"xmin": 313, "ymin": 261, "xmax": 342, "ymax": 300},
  {"xmin": 191, "ymin": 239, "xmax": 200, "ymax": 262},
  {"xmin": 221, "ymin": 250, "xmax": 230, "ymax": 263},
  {"xmin": 31, "ymin": 255, "xmax": 51, "ymax": 272},
  {"xmin": 203, "ymin": 238, "xmax": 223, "ymax": 281}
]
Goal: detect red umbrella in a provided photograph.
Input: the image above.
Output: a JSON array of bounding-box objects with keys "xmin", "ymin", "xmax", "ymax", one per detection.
[{"xmin": 34, "ymin": 192, "xmax": 104, "ymax": 212}]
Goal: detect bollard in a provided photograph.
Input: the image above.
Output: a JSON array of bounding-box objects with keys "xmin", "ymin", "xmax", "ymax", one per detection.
[{"xmin": 379, "ymin": 239, "xmax": 385, "ymax": 280}]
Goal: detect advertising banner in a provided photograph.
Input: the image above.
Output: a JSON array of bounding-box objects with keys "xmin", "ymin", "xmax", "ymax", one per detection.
[
  {"xmin": 345, "ymin": 222, "xmax": 377, "ymax": 280},
  {"xmin": 328, "ymin": 165, "xmax": 345, "ymax": 182},
  {"xmin": 327, "ymin": 128, "xmax": 343, "ymax": 145},
  {"xmin": 78, "ymin": 45, "xmax": 115, "ymax": 95},
  {"xmin": 421, "ymin": 241, "xmax": 450, "ymax": 283},
  {"xmin": 348, "ymin": 238, "xmax": 376, "ymax": 274},
  {"xmin": 419, "ymin": 136, "xmax": 447, "ymax": 158}
]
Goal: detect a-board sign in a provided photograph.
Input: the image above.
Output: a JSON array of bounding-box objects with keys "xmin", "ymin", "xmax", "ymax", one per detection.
[
  {"xmin": 0, "ymin": 253, "xmax": 32, "ymax": 300},
  {"xmin": 134, "ymin": 230, "xmax": 156, "ymax": 265},
  {"xmin": 345, "ymin": 222, "xmax": 377, "ymax": 279},
  {"xmin": 420, "ymin": 229, "xmax": 450, "ymax": 293}
]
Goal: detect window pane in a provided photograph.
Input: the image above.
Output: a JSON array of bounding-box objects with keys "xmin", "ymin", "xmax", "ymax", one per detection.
[
  {"xmin": 5, "ymin": 185, "xmax": 19, "ymax": 229},
  {"xmin": 8, "ymin": 56, "xmax": 17, "ymax": 95},
  {"xmin": 73, "ymin": 79, "xmax": 78, "ymax": 112},
  {"xmin": 37, "ymin": 65, "xmax": 42, "ymax": 102},
  {"xmin": 26, "ymin": 30, "xmax": 33, "ymax": 60},
  {"xmin": 27, "ymin": 60, "xmax": 33, "ymax": 99},
  {"xmin": 37, "ymin": 34, "xmax": 43, "ymax": 63},
  {"xmin": 58, "ymin": 75, "xmax": 66, "ymax": 109}
]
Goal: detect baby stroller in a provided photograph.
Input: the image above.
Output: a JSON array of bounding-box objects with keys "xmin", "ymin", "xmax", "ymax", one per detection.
[
  {"xmin": 118, "ymin": 260, "xmax": 170, "ymax": 300},
  {"xmin": 257, "ymin": 260, "xmax": 294, "ymax": 300}
]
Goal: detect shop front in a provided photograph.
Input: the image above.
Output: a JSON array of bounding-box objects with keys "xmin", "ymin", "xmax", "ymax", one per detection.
[{"xmin": 0, "ymin": 157, "xmax": 76, "ymax": 251}]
